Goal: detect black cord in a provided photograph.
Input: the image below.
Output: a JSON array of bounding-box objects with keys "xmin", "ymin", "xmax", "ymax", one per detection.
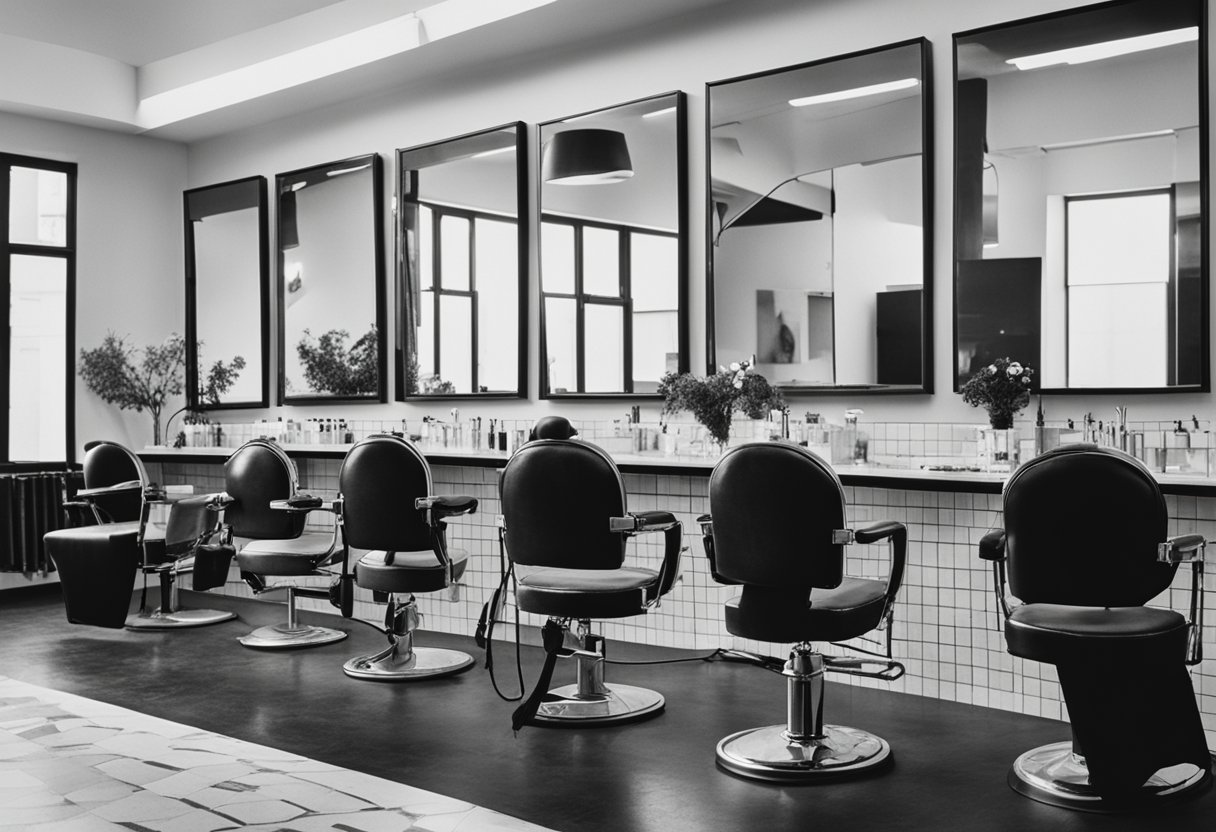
[{"xmin": 604, "ymin": 649, "xmax": 726, "ymax": 666}]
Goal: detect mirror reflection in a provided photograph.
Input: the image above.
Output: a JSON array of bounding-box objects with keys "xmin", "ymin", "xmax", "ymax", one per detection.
[
  {"xmin": 184, "ymin": 176, "xmax": 267, "ymax": 409},
  {"xmin": 277, "ymin": 154, "xmax": 386, "ymax": 403},
  {"xmin": 954, "ymin": 0, "xmax": 1205, "ymax": 392},
  {"xmin": 708, "ymin": 40, "xmax": 931, "ymax": 391},
  {"xmin": 397, "ymin": 123, "xmax": 526, "ymax": 398},
  {"xmin": 538, "ymin": 91, "xmax": 687, "ymax": 396}
]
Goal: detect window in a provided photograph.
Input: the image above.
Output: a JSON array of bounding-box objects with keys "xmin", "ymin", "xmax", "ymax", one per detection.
[
  {"xmin": 541, "ymin": 216, "xmax": 678, "ymax": 394},
  {"xmin": 414, "ymin": 203, "xmax": 518, "ymax": 394},
  {"xmin": 1065, "ymin": 190, "xmax": 1172, "ymax": 388},
  {"xmin": 1, "ymin": 154, "xmax": 76, "ymax": 463}
]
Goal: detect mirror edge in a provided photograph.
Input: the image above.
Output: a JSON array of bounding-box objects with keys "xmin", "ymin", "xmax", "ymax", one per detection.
[
  {"xmin": 537, "ymin": 90, "xmax": 690, "ymax": 400},
  {"xmin": 704, "ymin": 37, "xmax": 935, "ymax": 395},
  {"xmin": 394, "ymin": 121, "xmax": 530, "ymax": 401},
  {"xmin": 183, "ymin": 174, "xmax": 271, "ymax": 412},
  {"xmin": 276, "ymin": 153, "xmax": 387, "ymax": 406},
  {"xmin": 951, "ymin": 0, "xmax": 1209, "ymax": 396}
]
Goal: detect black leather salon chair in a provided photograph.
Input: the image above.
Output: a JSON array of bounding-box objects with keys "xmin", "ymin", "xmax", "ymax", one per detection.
[
  {"xmin": 339, "ymin": 434, "xmax": 478, "ymax": 680},
  {"xmin": 222, "ymin": 439, "xmax": 346, "ymax": 649},
  {"xmin": 699, "ymin": 442, "xmax": 906, "ymax": 781},
  {"xmin": 979, "ymin": 443, "xmax": 1212, "ymax": 810},
  {"xmin": 55, "ymin": 440, "xmax": 235, "ymax": 629},
  {"xmin": 499, "ymin": 428, "xmax": 683, "ymax": 727}
]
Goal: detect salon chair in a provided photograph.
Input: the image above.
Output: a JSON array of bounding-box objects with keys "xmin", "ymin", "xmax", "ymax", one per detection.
[
  {"xmin": 699, "ymin": 442, "xmax": 906, "ymax": 781},
  {"xmin": 339, "ymin": 434, "xmax": 478, "ymax": 680},
  {"xmin": 221, "ymin": 438, "xmax": 347, "ymax": 648},
  {"xmin": 55, "ymin": 440, "xmax": 235, "ymax": 629},
  {"xmin": 498, "ymin": 425, "xmax": 683, "ymax": 728},
  {"xmin": 979, "ymin": 443, "xmax": 1212, "ymax": 810}
]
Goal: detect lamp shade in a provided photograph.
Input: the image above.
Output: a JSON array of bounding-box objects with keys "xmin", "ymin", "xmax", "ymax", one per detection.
[
  {"xmin": 280, "ymin": 189, "xmax": 299, "ymax": 249},
  {"xmin": 542, "ymin": 128, "xmax": 634, "ymax": 185}
]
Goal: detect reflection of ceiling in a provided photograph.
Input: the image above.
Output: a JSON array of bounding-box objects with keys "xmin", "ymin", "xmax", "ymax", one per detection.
[{"xmin": 956, "ymin": 0, "xmax": 1199, "ymax": 79}]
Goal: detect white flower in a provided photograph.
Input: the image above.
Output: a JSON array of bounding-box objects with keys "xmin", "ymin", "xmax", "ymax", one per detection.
[
  {"xmin": 986, "ymin": 365, "xmax": 996, "ymax": 375},
  {"xmin": 733, "ymin": 379, "xmax": 744, "ymax": 389},
  {"xmin": 1007, "ymin": 362, "xmax": 1023, "ymax": 377},
  {"xmin": 729, "ymin": 362, "xmax": 741, "ymax": 372}
]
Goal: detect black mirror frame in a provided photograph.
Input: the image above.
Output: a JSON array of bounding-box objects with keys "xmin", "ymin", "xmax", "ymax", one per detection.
[
  {"xmin": 394, "ymin": 122, "xmax": 529, "ymax": 401},
  {"xmin": 275, "ymin": 153, "xmax": 387, "ymax": 405},
  {"xmin": 704, "ymin": 38, "xmax": 935, "ymax": 395},
  {"xmin": 184, "ymin": 175, "xmax": 270, "ymax": 411},
  {"xmin": 951, "ymin": 0, "xmax": 1209, "ymax": 395},
  {"xmin": 537, "ymin": 90, "xmax": 690, "ymax": 400}
]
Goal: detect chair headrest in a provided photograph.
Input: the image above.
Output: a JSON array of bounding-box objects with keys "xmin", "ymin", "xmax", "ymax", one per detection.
[{"xmin": 530, "ymin": 416, "xmax": 578, "ymax": 441}]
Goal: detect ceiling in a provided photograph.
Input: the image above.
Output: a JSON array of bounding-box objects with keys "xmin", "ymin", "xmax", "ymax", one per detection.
[{"xmin": 0, "ymin": 0, "xmax": 746, "ymax": 143}]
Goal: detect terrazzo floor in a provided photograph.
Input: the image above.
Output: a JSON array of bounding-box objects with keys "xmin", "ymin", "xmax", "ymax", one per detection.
[{"xmin": 0, "ymin": 675, "xmax": 553, "ymax": 832}]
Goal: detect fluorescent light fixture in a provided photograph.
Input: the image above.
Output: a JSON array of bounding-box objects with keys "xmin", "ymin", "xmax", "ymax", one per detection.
[
  {"xmin": 472, "ymin": 146, "xmax": 515, "ymax": 159},
  {"xmin": 1007, "ymin": 27, "xmax": 1197, "ymax": 70},
  {"xmin": 789, "ymin": 77, "xmax": 918, "ymax": 107},
  {"xmin": 642, "ymin": 106, "xmax": 677, "ymax": 119}
]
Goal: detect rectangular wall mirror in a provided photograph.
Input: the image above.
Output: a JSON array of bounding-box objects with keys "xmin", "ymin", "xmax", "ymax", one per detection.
[
  {"xmin": 277, "ymin": 154, "xmax": 386, "ymax": 403},
  {"xmin": 954, "ymin": 0, "xmax": 1207, "ymax": 393},
  {"xmin": 184, "ymin": 176, "xmax": 269, "ymax": 410},
  {"xmin": 396, "ymin": 123, "xmax": 527, "ymax": 399},
  {"xmin": 707, "ymin": 39, "xmax": 933, "ymax": 393},
  {"xmin": 538, "ymin": 91, "xmax": 688, "ymax": 397}
]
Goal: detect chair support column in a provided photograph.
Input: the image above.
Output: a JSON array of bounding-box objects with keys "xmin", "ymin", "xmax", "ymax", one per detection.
[{"xmin": 786, "ymin": 646, "xmax": 825, "ymax": 741}]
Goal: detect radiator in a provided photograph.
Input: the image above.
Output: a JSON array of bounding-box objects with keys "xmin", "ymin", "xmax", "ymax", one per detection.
[{"xmin": 0, "ymin": 472, "xmax": 75, "ymax": 574}]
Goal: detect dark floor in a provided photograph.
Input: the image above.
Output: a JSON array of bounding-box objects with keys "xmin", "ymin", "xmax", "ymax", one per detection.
[{"xmin": 0, "ymin": 585, "xmax": 1212, "ymax": 832}]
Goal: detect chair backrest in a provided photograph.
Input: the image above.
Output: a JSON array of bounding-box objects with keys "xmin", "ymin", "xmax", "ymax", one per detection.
[
  {"xmin": 223, "ymin": 440, "xmax": 306, "ymax": 540},
  {"xmin": 500, "ymin": 439, "xmax": 627, "ymax": 569},
  {"xmin": 1002, "ymin": 443, "xmax": 1176, "ymax": 607},
  {"xmin": 81, "ymin": 440, "xmax": 147, "ymax": 523},
  {"xmin": 708, "ymin": 442, "xmax": 846, "ymax": 589},
  {"xmin": 339, "ymin": 434, "xmax": 433, "ymax": 552},
  {"xmin": 163, "ymin": 495, "xmax": 214, "ymax": 556}
]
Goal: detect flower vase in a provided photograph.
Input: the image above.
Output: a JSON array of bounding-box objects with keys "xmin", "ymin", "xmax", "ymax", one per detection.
[{"xmin": 978, "ymin": 426, "xmax": 1019, "ymax": 473}]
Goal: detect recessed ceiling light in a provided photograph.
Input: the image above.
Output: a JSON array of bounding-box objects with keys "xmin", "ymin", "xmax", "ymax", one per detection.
[
  {"xmin": 1007, "ymin": 27, "xmax": 1197, "ymax": 71},
  {"xmin": 789, "ymin": 78, "xmax": 918, "ymax": 107}
]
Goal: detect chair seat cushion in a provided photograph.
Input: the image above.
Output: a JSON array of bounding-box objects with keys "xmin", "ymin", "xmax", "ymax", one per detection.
[
  {"xmin": 355, "ymin": 548, "xmax": 469, "ymax": 595},
  {"xmin": 515, "ymin": 566, "xmax": 659, "ymax": 619},
  {"xmin": 725, "ymin": 577, "xmax": 888, "ymax": 643},
  {"xmin": 235, "ymin": 532, "xmax": 335, "ymax": 576},
  {"xmin": 45, "ymin": 522, "xmax": 142, "ymax": 628},
  {"xmin": 1006, "ymin": 603, "xmax": 1188, "ymax": 665}
]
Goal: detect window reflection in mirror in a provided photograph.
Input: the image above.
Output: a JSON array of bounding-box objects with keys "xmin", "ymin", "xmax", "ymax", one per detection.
[
  {"xmin": 397, "ymin": 124, "xmax": 526, "ymax": 399},
  {"xmin": 708, "ymin": 40, "xmax": 932, "ymax": 392},
  {"xmin": 538, "ymin": 92, "xmax": 688, "ymax": 397},
  {"xmin": 954, "ymin": 0, "xmax": 1206, "ymax": 392},
  {"xmin": 277, "ymin": 155, "xmax": 386, "ymax": 403},
  {"xmin": 184, "ymin": 176, "xmax": 268, "ymax": 409}
]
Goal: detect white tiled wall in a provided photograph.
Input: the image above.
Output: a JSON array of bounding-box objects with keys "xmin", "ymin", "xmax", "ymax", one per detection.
[{"xmin": 145, "ymin": 458, "xmax": 1216, "ymax": 748}]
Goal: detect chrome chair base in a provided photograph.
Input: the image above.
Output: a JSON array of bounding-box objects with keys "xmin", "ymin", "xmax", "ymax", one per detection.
[
  {"xmin": 533, "ymin": 682, "xmax": 665, "ymax": 726},
  {"xmin": 238, "ymin": 623, "xmax": 347, "ymax": 649},
  {"xmin": 1009, "ymin": 741, "xmax": 1214, "ymax": 812},
  {"xmin": 343, "ymin": 644, "xmax": 473, "ymax": 681},
  {"xmin": 124, "ymin": 608, "xmax": 236, "ymax": 630},
  {"xmin": 716, "ymin": 724, "xmax": 893, "ymax": 782}
]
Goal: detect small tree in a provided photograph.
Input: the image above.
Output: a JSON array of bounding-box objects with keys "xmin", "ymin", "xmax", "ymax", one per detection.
[
  {"xmin": 296, "ymin": 325, "xmax": 378, "ymax": 396},
  {"xmin": 200, "ymin": 354, "xmax": 247, "ymax": 406},
  {"xmin": 79, "ymin": 332, "xmax": 185, "ymax": 445}
]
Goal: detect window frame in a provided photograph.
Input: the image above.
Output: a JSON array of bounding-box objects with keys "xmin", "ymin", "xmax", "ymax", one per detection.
[
  {"xmin": 0, "ymin": 153, "xmax": 77, "ymax": 465},
  {"xmin": 539, "ymin": 213, "xmax": 678, "ymax": 396}
]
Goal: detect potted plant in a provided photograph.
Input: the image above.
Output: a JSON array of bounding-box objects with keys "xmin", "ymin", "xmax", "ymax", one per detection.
[
  {"xmin": 960, "ymin": 357, "xmax": 1034, "ymax": 428},
  {"xmin": 659, "ymin": 359, "xmax": 785, "ymax": 451}
]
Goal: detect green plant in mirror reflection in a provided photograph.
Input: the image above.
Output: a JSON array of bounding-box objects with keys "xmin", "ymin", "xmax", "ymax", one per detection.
[
  {"xmin": 296, "ymin": 326, "xmax": 378, "ymax": 396},
  {"xmin": 660, "ymin": 359, "xmax": 785, "ymax": 446}
]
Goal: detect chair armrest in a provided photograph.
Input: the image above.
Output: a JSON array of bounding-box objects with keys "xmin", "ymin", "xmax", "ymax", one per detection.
[
  {"xmin": 855, "ymin": 521, "xmax": 904, "ymax": 545},
  {"xmin": 979, "ymin": 529, "xmax": 1007, "ymax": 561},
  {"xmin": 1159, "ymin": 534, "xmax": 1206, "ymax": 563},
  {"xmin": 76, "ymin": 480, "xmax": 144, "ymax": 498},
  {"xmin": 855, "ymin": 520, "xmax": 907, "ymax": 609},
  {"xmin": 415, "ymin": 494, "xmax": 478, "ymax": 520},
  {"xmin": 608, "ymin": 511, "xmax": 678, "ymax": 533},
  {"xmin": 268, "ymin": 496, "xmax": 341, "ymax": 514}
]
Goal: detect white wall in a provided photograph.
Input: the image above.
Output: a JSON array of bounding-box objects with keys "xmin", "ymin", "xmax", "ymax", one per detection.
[
  {"xmin": 1, "ymin": 111, "xmax": 187, "ymax": 456},
  {"xmin": 34, "ymin": 0, "xmax": 1216, "ymax": 441}
]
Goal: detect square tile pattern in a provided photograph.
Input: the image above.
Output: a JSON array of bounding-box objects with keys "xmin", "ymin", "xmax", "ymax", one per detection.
[
  {"xmin": 0, "ymin": 675, "xmax": 555, "ymax": 831},
  {"xmin": 144, "ymin": 456, "xmax": 1216, "ymax": 750}
]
